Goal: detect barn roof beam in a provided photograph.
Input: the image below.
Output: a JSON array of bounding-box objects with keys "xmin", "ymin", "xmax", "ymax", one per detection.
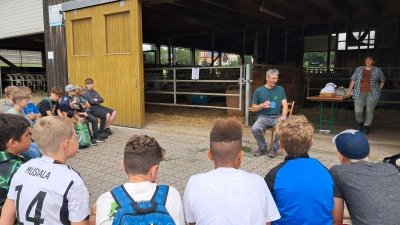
[
  {"xmin": 272, "ymin": 0, "xmax": 328, "ymax": 22},
  {"xmin": 363, "ymin": 0, "xmax": 381, "ymax": 18},
  {"xmin": 199, "ymin": 0, "xmax": 283, "ymax": 26}
]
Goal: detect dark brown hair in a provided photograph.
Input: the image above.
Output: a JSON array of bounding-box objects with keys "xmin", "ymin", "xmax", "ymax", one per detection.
[
  {"xmin": 364, "ymin": 53, "xmax": 377, "ymax": 62},
  {"xmin": 51, "ymin": 86, "xmax": 63, "ymax": 96},
  {"xmin": 210, "ymin": 118, "xmax": 242, "ymax": 163},
  {"xmin": 0, "ymin": 114, "xmax": 30, "ymax": 150},
  {"xmin": 85, "ymin": 78, "xmax": 94, "ymax": 84},
  {"xmin": 123, "ymin": 135, "xmax": 165, "ymax": 175}
]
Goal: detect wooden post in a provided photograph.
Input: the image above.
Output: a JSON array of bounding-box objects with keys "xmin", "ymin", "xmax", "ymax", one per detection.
[{"xmin": 43, "ymin": 0, "xmax": 71, "ymax": 93}]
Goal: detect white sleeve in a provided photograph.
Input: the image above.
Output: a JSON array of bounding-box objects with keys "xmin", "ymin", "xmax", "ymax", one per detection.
[
  {"xmin": 96, "ymin": 192, "xmax": 113, "ymax": 225},
  {"xmin": 165, "ymin": 186, "xmax": 185, "ymax": 225},
  {"xmin": 68, "ymin": 177, "xmax": 90, "ymax": 222},
  {"xmin": 262, "ymin": 181, "xmax": 281, "ymax": 222},
  {"xmin": 183, "ymin": 178, "xmax": 195, "ymax": 223}
]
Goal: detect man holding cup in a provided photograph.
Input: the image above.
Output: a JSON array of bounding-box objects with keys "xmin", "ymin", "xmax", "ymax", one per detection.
[{"xmin": 251, "ymin": 68, "xmax": 288, "ymax": 158}]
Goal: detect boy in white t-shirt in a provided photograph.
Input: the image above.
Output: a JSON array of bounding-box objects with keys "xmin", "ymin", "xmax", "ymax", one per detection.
[
  {"xmin": 183, "ymin": 118, "xmax": 281, "ymax": 225},
  {"xmin": 93, "ymin": 135, "xmax": 185, "ymax": 225},
  {"xmin": 0, "ymin": 116, "xmax": 90, "ymax": 225}
]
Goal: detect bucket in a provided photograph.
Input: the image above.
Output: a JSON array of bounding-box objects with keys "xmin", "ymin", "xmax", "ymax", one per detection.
[{"xmin": 226, "ymin": 85, "xmax": 245, "ymax": 116}]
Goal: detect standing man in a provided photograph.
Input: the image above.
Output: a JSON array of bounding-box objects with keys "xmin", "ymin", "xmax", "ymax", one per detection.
[
  {"xmin": 346, "ymin": 54, "xmax": 385, "ymax": 135},
  {"xmin": 251, "ymin": 68, "xmax": 288, "ymax": 158}
]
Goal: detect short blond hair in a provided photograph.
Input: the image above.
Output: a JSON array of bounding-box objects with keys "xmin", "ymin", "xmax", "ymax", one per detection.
[
  {"xmin": 4, "ymin": 86, "xmax": 19, "ymax": 97},
  {"xmin": 275, "ymin": 115, "xmax": 313, "ymax": 156},
  {"xmin": 75, "ymin": 84, "xmax": 84, "ymax": 92},
  {"xmin": 19, "ymin": 86, "xmax": 32, "ymax": 93},
  {"xmin": 32, "ymin": 117, "xmax": 75, "ymax": 155},
  {"xmin": 12, "ymin": 90, "xmax": 29, "ymax": 103}
]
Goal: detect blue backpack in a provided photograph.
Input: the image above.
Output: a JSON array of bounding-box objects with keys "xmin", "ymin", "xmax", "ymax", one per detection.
[{"xmin": 110, "ymin": 185, "xmax": 175, "ymax": 225}]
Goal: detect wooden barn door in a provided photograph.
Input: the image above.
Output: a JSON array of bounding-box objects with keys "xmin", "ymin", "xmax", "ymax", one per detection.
[{"xmin": 65, "ymin": 0, "xmax": 145, "ymax": 128}]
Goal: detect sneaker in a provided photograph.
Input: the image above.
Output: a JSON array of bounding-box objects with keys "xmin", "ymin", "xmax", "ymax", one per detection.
[
  {"xmin": 105, "ymin": 128, "xmax": 113, "ymax": 135},
  {"xmin": 267, "ymin": 146, "xmax": 277, "ymax": 158},
  {"xmin": 254, "ymin": 149, "xmax": 268, "ymax": 157},
  {"xmin": 358, "ymin": 122, "xmax": 364, "ymax": 131},
  {"xmin": 98, "ymin": 131, "xmax": 108, "ymax": 139},
  {"xmin": 90, "ymin": 139, "xmax": 98, "ymax": 146},
  {"xmin": 95, "ymin": 137, "xmax": 105, "ymax": 143},
  {"xmin": 362, "ymin": 126, "xmax": 369, "ymax": 135}
]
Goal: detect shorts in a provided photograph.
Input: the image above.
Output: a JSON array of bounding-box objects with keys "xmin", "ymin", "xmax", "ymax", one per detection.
[{"xmin": 90, "ymin": 105, "xmax": 114, "ymax": 119}]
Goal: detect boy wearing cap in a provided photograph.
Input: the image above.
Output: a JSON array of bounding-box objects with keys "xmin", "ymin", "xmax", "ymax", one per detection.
[
  {"xmin": 264, "ymin": 115, "xmax": 334, "ymax": 225},
  {"xmin": 330, "ymin": 129, "xmax": 400, "ymax": 225},
  {"xmin": 61, "ymin": 84, "xmax": 77, "ymax": 101}
]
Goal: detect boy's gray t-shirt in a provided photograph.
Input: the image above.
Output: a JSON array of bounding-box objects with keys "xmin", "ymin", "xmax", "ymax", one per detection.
[{"xmin": 329, "ymin": 161, "xmax": 400, "ymax": 225}]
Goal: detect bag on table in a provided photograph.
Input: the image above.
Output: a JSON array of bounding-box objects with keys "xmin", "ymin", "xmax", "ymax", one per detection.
[{"xmin": 383, "ymin": 153, "xmax": 400, "ymax": 173}]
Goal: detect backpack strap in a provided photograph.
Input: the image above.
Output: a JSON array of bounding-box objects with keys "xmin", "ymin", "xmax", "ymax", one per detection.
[
  {"xmin": 111, "ymin": 185, "xmax": 135, "ymax": 209},
  {"xmin": 151, "ymin": 185, "xmax": 169, "ymax": 206},
  {"xmin": 45, "ymin": 97, "xmax": 52, "ymax": 107}
]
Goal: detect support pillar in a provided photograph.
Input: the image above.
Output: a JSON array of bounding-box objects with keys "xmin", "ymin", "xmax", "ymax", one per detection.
[{"xmin": 43, "ymin": 0, "xmax": 71, "ymax": 93}]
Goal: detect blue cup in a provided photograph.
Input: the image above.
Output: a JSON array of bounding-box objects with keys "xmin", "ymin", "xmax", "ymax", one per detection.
[{"xmin": 270, "ymin": 101, "xmax": 276, "ymax": 108}]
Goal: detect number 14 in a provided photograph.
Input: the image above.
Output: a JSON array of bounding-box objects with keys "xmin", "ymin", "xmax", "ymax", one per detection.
[{"xmin": 15, "ymin": 185, "xmax": 47, "ymax": 225}]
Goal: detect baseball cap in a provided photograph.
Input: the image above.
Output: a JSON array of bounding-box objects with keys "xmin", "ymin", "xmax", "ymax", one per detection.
[
  {"xmin": 70, "ymin": 96, "xmax": 81, "ymax": 110},
  {"xmin": 332, "ymin": 129, "xmax": 370, "ymax": 159},
  {"xmin": 65, "ymin": 84, "xmax": 76, "ymax": 92}
]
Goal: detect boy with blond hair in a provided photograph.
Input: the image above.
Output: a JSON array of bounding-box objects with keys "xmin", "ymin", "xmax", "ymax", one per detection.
[
  {"xmin": 2, "ymin": 86, "xmax": 19, "ymax": 113},
  {"xmin": 5, "ymin": 90, "xmax": 30, "ymax": 117},
  {"xmin": 0, "ymin": 116, "xmax": 90, "ymax": 225},
  {"xmin": 264, "ymin": 115, "xmax": 334, "ymax": 225},
  {"xmin": 184, "ymin": 118, "xmax": 280, "ymax": 225},
  {"xmin": 19, "ymin": 86, "xmax": 41, "ymax": 126},
  {"xmin": 0, "ymin": 114, "xmax": 31, "ymax": 220},
  {"xmin": 76, "ymin": 84, "xmax": 107, "ymax": 140}
]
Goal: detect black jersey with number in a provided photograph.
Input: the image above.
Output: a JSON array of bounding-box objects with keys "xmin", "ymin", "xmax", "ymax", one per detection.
[{"xmin": 8, "ymin": 156, "xmax": 90, "ymax": 224}]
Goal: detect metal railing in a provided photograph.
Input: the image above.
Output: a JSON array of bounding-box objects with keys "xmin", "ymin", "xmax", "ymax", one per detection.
[{"xmin": 144, "ymin": 66, "xmax": 244, "ymax": 110}]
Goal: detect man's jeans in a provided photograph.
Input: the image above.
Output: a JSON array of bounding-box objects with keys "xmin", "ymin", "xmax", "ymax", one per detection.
[
  {"xmin": 354, "ymin": 92, "xmax": 378, "ymax": 126},
  {"xmin": 251, "ymin": 114, "xmax": 280, "ymax": 151}
]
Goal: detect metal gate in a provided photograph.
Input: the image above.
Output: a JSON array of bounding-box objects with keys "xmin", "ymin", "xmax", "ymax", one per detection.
[{"xmin": 144, "ymin": 66, "xmax": 247, "ymax": 111}]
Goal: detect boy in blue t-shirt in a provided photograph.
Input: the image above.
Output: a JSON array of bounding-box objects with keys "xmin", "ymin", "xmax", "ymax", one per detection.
[
  {"xmin": 19, "ymin": 86, "xmax": 41, "ymax": 127},
  {"xmin": 264, "ymin": 115, "xmax": 334, "ymax": 225}
]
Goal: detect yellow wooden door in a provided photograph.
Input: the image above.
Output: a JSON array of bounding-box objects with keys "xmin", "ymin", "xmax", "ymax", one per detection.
[{"xmin": 65, "ymin": 0, "xmax": 144, "ymax": 128}]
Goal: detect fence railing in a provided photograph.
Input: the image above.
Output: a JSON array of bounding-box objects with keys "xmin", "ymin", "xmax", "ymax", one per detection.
[{"xmin": 144, "ymin": 66, "xmax": 244, "ymax": 110}]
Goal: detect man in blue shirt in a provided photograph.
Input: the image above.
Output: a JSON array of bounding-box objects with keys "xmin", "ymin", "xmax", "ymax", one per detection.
[{"xmin": 251, "ymin": 68, "xmax": 287, "ymax": 158}]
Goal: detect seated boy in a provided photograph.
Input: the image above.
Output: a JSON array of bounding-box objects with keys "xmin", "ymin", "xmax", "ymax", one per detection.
[
  {"xmin": 330, "ymin": 129, "xmax": 400, "ymax": 225},
  {"xmin": 37, "ymin": 86, "xmax": 63, "ymax": 117},
  {"xmin": 183, "ymin": 118, "xmax": 280, "ymax": 225},
  {"xmin": 19, "ymin": 86, "xmax": 41, "ymax": 127},
  {"xmin": 76, "ymin": 85, "xmax": 107, "ymax": 140},
  {"xmin": 59, "ymin": 96, "xmax": 104, "ymax": 146},
  {"xmin": 83, "ymin": 78, "xmax": 116, "ymax": 136},
  {"xmin": 61, "ymin": 84, "xmax": 77, "ymax": 101},
  {"xmin": 94, "ymin": 134, "xmax": 185, "ymax": 225},
  {"xmin": 0, "ymin": 114, "xmax": 31, "ymax": 219},
  {"xmin": 264, "ymin": 115, "xmax": 334, "ymax": 225},
  {"xmin": 5, "ymin": 90, "xmax": 30, "ymax": 117},
  {"xmin": 0, "ymin": 116, "xmax": 90, "ymax": 225},
  {"xmin": 4, "ymin": 89, "xmax": 41, "ymax": 160},
  {"xmin": 2, "ymin": 86, "xmax": 19, "ymax": 113}
]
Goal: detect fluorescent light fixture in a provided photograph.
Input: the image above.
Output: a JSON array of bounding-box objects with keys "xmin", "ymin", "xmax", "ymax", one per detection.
[{"xmin": 260, "ymin": 6, "xmax": 285, "ymax": 20}]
